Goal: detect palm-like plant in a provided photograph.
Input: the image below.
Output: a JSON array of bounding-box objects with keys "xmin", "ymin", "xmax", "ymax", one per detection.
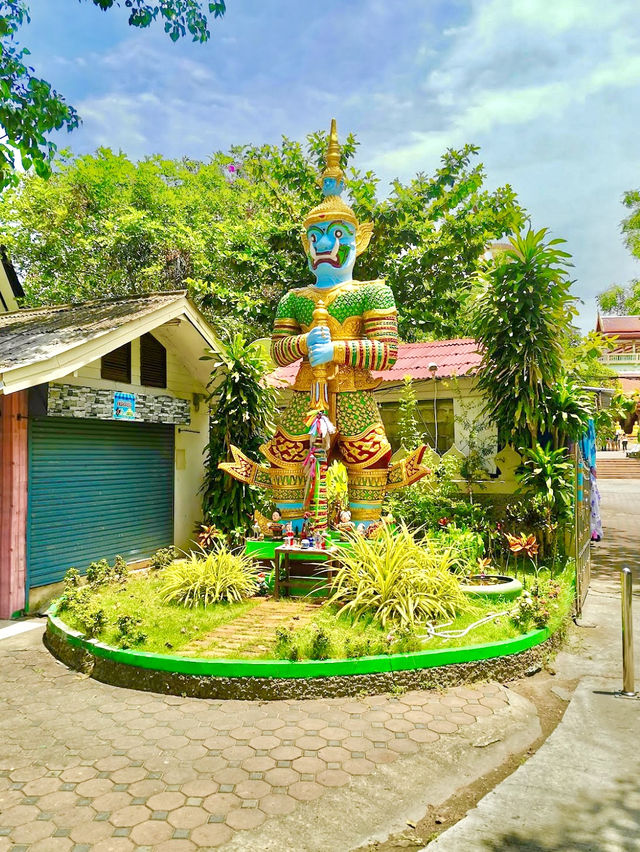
[
  {"xmin": 201, "ymin": 332, "xmax": 277, "ymax": 532},
  {"xmin": 329, "ymin": 524, "xmax": 468, "ymax": 630},
  {"xmin": 473, "ymin": 228, "xmax": 576, "ymax": 449},
  {"xmin": 518, "ymin": 443, "xmax": 574, "ymax": 521}
]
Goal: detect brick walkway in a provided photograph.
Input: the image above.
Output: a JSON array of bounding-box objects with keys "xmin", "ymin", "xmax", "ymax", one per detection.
[
  {"xmin": 182, "ymin": 599, "xmax": 318, "ymax": 658},
  {"xmin": 0, "ymin": 630, "xmax": 511, "ymax": 851}
]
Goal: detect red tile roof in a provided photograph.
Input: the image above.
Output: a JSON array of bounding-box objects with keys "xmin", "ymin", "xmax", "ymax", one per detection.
[
  {"xmin": 269, "ymin": 338, "xmax": 482, "ymax": 388},
  {"xmin": 596, "ymin": 315, "xmax": 640, "ymax": 336},
  {"xmin": 618, "ymin": 376, "xmax": 640, "ymax": 393}
]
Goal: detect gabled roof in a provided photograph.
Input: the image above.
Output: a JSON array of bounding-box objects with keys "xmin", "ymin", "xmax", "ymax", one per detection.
[
  {"xmin": 0, "ymin": 246, "xmax": 24, "ymax": 300},
  {"xmin": 596, "ymin": 315, "xmax": 640, "ymax": 337},
  {"xmin": 0, "ymin": 291, "xmax": 222, "ymax": 394},
  {"xmin": 269, "ymin": 338, "xmax": 482, "ymax": 388}
]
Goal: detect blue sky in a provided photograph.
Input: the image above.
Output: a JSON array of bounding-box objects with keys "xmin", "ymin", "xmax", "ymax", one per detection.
[{"xmin": 21, "ymin": 0, "xmax": 640, "ymax": 331}]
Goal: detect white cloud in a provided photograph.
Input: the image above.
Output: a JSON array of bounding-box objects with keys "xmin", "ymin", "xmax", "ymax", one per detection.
[{"xmin": 375, "ymin": 0, "xmax": 640, "ymax": 172}]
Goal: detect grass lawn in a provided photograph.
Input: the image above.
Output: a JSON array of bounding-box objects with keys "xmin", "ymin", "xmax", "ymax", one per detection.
[
  {"xmin": 57, "ymin": 560, "xmax": 574, "ymax": 661},
  {"xmin": 60, "ymin": 572, "xmax": 261, "ymax": 655},
  {"xmin": 422, "ymin": 561, "xmax": 575, "ymax": 650}
]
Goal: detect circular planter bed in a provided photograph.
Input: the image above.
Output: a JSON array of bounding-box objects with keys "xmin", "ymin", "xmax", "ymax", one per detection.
[
  {"xmin": 460, "ymin": 575, "xmax": 523, "ymax": 601},
  {"xmin": 45, "ymin": 603, "xmax": 560, "ymax": 701}
]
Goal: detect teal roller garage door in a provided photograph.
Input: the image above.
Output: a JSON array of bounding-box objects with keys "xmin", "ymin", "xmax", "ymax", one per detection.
[{"xmin": 28, "ymin": 417, "xmax": 174, "ymax": 588}]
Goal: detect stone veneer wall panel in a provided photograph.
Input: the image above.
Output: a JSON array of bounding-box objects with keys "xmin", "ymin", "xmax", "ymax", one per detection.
[{"xmin": 47, "ymin": 383, "xmax": 190, "ymax": 426}]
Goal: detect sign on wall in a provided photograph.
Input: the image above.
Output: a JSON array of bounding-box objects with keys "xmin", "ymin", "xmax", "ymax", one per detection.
[{"xmin": 113, "ymin": 392, "xmax": 136, "ymax": 420}]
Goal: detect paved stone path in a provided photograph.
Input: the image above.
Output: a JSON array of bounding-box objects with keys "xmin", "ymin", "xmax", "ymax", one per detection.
[
  {"xmin": 0, "ymin": 628, "xmax": 516, "ymax": 851},
  {"xmin": 182, "ymin": 599, "xmax": 318, "ymax": 658}
]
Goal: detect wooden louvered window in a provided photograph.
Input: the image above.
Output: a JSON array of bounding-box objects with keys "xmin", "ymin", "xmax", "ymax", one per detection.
[
  {"xmin": 101, "ymin": 342, "xmax": 131, "ymax": 383},
  {"xmin": 140, "ymin": 333, "xmax": 167, "ymax": 388}
]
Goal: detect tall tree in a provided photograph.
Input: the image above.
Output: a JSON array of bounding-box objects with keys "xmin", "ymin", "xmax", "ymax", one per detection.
[
  {"xmin": 598, "ymin": 186, "xmax": 640, "ymax": 314},
  {"xmin": 0, "ymin": 1, "xmax": 226, "ymax": 190},
  {"xmin": 0, "ymin": 136, "xmax": 525, "ymax": 341}
]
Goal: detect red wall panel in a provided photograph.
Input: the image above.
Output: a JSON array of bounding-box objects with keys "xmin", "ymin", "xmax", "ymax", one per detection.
[{"xmin": 0, "ymin": 391, "xmax": 28, "ymax": 618}]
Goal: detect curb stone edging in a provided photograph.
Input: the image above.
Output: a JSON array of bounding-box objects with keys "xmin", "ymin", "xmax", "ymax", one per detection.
[{"xmin": 44, "ymin": 606, "xmax": 565, "ymax": 700}]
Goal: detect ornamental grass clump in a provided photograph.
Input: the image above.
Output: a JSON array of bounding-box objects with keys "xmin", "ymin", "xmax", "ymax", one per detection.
[
  {"xmin": 160, "ymin": 544, "xmax": 258, "ymax": 607},
  {"xmin": 329, "ymin": 524, "xmax": 468, "ymax": 630}
]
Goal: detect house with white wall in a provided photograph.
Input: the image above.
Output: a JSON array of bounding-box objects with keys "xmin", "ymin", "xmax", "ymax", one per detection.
[{"xmin": 0, "ymin": 272, "xmax": 221, "ymax": 617}]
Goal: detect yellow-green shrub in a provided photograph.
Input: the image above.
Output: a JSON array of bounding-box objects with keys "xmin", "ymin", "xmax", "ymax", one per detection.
[
  {"xmin": 330, "ymin": 524, "xmax": 468, "ymax": 630},
  {"xmin": 160, "ymin": 545, "xmax": 258, "ymax": 607}
]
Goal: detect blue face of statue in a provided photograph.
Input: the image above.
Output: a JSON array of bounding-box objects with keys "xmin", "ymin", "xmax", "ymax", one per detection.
[{"xmin": 306, "ymin": 219, "xmax": 356, "ymax": 288}]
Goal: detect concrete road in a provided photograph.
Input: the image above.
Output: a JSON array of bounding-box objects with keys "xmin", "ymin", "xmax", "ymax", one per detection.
[{"xmin": 428, "ymin": 478, "xmax": 640, "ymax": 852}]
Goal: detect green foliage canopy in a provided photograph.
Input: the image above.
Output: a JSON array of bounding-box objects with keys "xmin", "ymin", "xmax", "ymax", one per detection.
[
  {"xmin": 1, "ymin": 136, "xmax": 525, "ymax": 341},
  {"xmin": 0, "ymin": 0, "xmax": 225, "ymax": 191},
  {"xmin": 0, "ymin": 1, "xmax": 78, "ymax": 189},
  {"xmin": 88, "ymin": 1, "xmax": 226, "ymax": 42}
]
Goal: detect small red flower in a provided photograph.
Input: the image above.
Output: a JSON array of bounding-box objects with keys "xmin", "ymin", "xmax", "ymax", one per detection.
[{"xmin": 438, "ymin": 517, "xmax": 450, "ymax": 527}]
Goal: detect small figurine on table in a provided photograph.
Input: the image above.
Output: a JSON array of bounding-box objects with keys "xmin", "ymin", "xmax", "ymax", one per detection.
[
  {"xmin": 251, "ymin": 519, "xmax": 263, "ymax": 540},
  {"xmin": 268, "ymin": 510, "xmax": 284, "ymax": 539},
  {"xmin": 284, "ymin": 523, "xmax": 295, "ymax": 549},
  {"xmin": 336, "ymin": 508, "xmax": 355, "ymax": 538},
  {"xmin": 301, "ymin": 512, "xmax": 312, "ymax": 541},
  {"xmin": 356, "ymin": 523, "xmax": 366, "ymax": 536}
]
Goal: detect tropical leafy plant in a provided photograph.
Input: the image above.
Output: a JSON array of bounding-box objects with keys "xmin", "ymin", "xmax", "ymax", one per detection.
[
  {"xmin": 473, "ymin": 228, "xmax": 576, "ymax": 448},
  {"xmin": 386, "ymin": 485, "xmax": 487, "ymax": 534},
  {"xmin": 427, "ymin": 525, "xmax": 486, "ymax": 571},
  {"xmin": 544, "ymin": 378, "xmax": 592, "ymax": 448},
  {"xmin": 329, "ymin": 524, "xmax": 468, "ymax": 630},
  {"xmin": 160, "ymin": 544, "xmax": 259, "ymax": 607},
  {"xmin": 202, "ymin": 332, "xmax": 277, "ymax": 532},
  {"xmin": 518, "ymin": 443, "xmax": 574, "ymax": 521}
]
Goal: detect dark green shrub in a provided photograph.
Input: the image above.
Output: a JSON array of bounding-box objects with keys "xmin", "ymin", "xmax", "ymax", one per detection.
[
  {"xmin": 63, "ymin": 567, "xmax": 81, "ymax": 589},
  {"xmin": 112, "ymin": 555, "xmax": 128, "ymax": 580},
  {"xmin": 274, "ymin": 626, "xmax": 293, "ymax": 658},
  {"xmin": 86, "ymin": 559, "xmax": 111, "ymax": 586},
  {"xmin": 309, "ymin": 626, "xmax": 331, "ymax": 660},
  {"xmin": 344, "ymin": 637, "xmax": 372, "ymax": 658},
  {"xmin": 287, "ymin": 644, "xmax": 300, "ymax": 662},
  {"xmin": 149, "ymin": 547, "xmax": 177, "ymax": 571},
  {"xmin": 115, "ymin": 615, "xmax": 147, "ymax": 649},
  {"xmin": 77, "ymin": 607, "xmax": 107, "ymax": 638}
]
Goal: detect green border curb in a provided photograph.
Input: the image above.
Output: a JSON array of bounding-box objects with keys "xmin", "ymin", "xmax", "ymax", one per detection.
[{"xmin": 47, "ymin": 603, "xmax": 550, "ymax": 681}]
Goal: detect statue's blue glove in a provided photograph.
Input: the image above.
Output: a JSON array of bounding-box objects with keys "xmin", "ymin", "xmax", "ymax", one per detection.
[
  {"xmin": 306, "ymin": 325, "xmax": 334, "ymax": 367},
  {"xmin": 308, "ymin": 342, "xmax": 334, "ymax": 366},
  {"xmin": 307, "ymin": 326, "xmax": 331, "ymax": 347}
]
